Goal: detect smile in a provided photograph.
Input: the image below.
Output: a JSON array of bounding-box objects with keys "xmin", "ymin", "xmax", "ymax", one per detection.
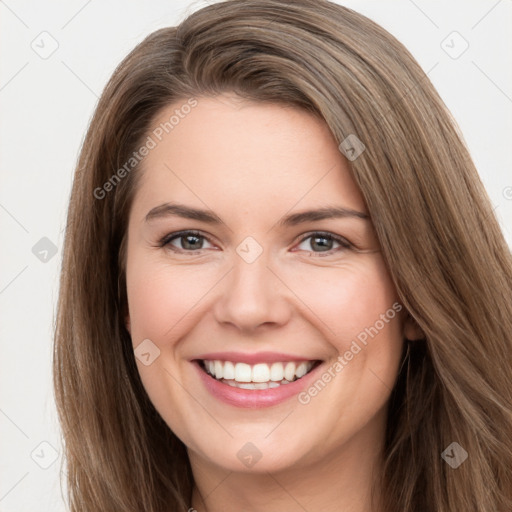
[
  {"xmin": 192, "ymin": 356, "xmax": 325, "ymax": 408},
  {"xmin": 199, "ymin": 359, "xmax": 320, "ymax": 389}
]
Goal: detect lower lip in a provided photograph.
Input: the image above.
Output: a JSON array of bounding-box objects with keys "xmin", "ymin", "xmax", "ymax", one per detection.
[{"xmin": 192, "ymin": 360, "xmax": 324, "ymax": 408}]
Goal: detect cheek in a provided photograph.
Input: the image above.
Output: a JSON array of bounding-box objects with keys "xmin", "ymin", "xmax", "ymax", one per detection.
[
  {"xmin": 125, "ymin": 253, "xmax": 219, "ymax": 345},
  {"xmin": 127, "ymin": 272, "xmax": 181, "ymax": 341},
  {"xmin": 279, "ymin": 256, "xmax": 401, "ymax": 344},
  {"xmin": 125, "ymin": 253, "xmax": 213, "ymax": 441},
  {"xmin": 285, "ymin": 256, "xmax": 405, "ymax": 408},
  {"xmin": 289, "ymin": 259, "xmax": 404, "ymax": 436}
]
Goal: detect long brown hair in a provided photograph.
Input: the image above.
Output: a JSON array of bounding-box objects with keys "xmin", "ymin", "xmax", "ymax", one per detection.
[{"xmin": 53, "ymin": 1, "xmax": 512, "ymax": 510}]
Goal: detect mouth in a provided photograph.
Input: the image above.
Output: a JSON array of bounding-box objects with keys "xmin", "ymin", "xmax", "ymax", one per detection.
[{"xmin": 195, "ymin": 358, "xmax": 323, "ymax": 390}]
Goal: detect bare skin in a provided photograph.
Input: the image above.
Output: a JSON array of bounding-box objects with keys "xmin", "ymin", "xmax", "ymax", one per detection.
[{"xmin": 124, "ymin": 94, "xmax": 422, "ymax": 512}]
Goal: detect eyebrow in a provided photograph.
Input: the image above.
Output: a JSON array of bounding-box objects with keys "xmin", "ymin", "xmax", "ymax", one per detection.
[{"xmin": 145, "ymin": 202, "xmax": 369, "ymax": 226}]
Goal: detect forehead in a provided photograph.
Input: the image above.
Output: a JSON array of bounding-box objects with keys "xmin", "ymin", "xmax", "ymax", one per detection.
[{"xmin": 131, "ymin": 94, "xmax": 366, "ymax": 221}]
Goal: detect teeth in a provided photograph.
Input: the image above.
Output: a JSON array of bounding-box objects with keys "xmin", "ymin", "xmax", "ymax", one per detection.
[
  {"xmin": 227, "ymin": 381, "xmax": 282, "ymax": 390},
  {"xmin": 214, "ymin": 360, "xmax": 224, "ymax": 379},
  {"xmin": 284, "ymin": 362, "xmax": 296, "ymax": 381},
  {"xmin": 269, "ymin": 363, "xmax": 284, "ymax": 381},
  {"xmin": 202, "ymin": 359, "xmax": 316, "ymax": 384},
  {"xmin": 295, "ymin": 362, "xmax": 309, "ymax": 378},
  {"xmin": 234, "ymin": 363, "xmax": 252, "ymax": 382},
  {"xmin": 252, "ymin": 363, "xmax": 270, "ymax": 382},
  {"xmin": 223, "ymin": 361, "xmax": 235, "ymax": 380}
]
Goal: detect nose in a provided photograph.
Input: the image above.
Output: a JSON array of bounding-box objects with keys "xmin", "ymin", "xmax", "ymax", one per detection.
[{"xmin": 212, "ymin": 250, "xmax": 292, "ymax": 334}]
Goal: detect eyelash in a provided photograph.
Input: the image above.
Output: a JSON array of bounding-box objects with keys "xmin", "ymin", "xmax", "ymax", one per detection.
[{"xmin": 158, "ymin": 230, "xmax": 353, "ymax": 257}]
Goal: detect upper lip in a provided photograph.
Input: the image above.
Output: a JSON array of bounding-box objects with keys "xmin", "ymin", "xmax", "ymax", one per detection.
[{"xmin": 192, "ymin": 351, "xmax": 322, "ymax": 365}]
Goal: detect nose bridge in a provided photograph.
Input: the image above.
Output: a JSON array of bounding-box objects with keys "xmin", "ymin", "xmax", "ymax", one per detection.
[
  {"xmin": 232, "ymin": 246, "xmax": 270, "ymax": 293},
  {"xmin": 213, "ymin": 239, "xmax": 290, "ymax": 331},
  {"xmin": 230, "ymin": 234, "xmax": 272, "ymax": 292}
]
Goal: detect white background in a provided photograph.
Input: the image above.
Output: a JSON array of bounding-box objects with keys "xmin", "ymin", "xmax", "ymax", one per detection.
[{"xmin": 1, "ymin": 0, "xmax": 511, "ymax": 510}]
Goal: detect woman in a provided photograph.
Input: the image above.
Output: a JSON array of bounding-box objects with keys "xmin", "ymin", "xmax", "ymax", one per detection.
[{"xmin": 53, "ymin": 1, "xmax": 512, "ymax": 511}]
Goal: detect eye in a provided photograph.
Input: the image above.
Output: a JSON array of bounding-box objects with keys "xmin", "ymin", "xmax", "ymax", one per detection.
[
  {"xmin": 158, "ymin": 230, "xmax": 353, "ymax": 256},
  {"xmin": 293, "ymin": 231, "xmax": 352, "ymax": 256},
  {"xmin": 159, "ymin": 230, "xmax": 215, "ymax": 253}
]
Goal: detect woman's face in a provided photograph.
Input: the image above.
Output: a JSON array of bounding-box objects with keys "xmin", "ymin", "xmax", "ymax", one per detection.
[{"xmin": 124, "ymin": 94, "xmax": 413, "ymax": 473}]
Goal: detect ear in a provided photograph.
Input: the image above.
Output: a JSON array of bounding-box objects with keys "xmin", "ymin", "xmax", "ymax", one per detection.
[{"xmin": 403, "ymin": 312, "xmax": 424, "ymax": 341}]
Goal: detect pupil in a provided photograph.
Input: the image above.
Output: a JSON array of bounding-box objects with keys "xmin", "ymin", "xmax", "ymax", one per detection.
[
  {"xmin": 184, "ymin": 235, "xmax": 201, "ymax": 250},
  {"xmin": 312, "ymin": 236, "xmax": 331, "ymax": 251}
]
